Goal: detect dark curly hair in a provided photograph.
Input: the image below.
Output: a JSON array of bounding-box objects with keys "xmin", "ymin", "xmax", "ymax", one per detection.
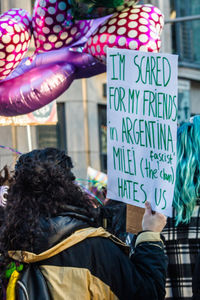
[{"xmin": 0, "ymin": 148, "xmax": 96, "ymax": 274}]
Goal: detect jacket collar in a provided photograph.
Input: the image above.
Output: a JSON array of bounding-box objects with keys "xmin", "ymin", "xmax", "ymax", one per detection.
[{"xmin": 32, "ymin": 205, "xmax": 97, "ymax": 254}]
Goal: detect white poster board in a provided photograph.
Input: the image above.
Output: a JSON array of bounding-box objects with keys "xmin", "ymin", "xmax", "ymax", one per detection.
[{"xmin": 107, "ymin": 48, "xmax": 178, "ymax": 217}]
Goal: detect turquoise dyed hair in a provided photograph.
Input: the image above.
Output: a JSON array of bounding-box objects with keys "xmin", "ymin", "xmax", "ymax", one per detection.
[{"xmin": 173, "ymin": 116, "xmax": 200, "ymax": 225}]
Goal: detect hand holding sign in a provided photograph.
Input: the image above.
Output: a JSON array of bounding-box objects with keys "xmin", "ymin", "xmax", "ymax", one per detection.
[{"xmin": 142, "ymin": 201, "xmax": 167, "ymax": 232}]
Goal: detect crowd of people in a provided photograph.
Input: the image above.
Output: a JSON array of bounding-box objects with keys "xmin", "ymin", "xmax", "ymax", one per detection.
[{"xmin": 0, "ymin": 117, "xmax": 200, "ymax": 299}]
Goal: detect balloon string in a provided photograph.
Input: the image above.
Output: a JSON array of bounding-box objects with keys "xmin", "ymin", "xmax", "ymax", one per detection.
[
  {"xmin": 0, "ymin": 145, "xmax": 22, "ymax": 155},
  {"xmin": 76, "ymin": 178, "xmax": 107, "ymax": 185},
  {"xmin": 76, "ymin": 182, "xmax": 104, "ymax": 206}
]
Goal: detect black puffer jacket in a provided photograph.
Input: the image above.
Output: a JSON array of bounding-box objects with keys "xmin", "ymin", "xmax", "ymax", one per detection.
[{"xmin": 8, "ymin": 206, "xmax": 167, "ymax": 300}]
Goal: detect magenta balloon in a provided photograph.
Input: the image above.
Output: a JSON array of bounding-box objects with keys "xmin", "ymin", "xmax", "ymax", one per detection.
[
  {"xmin": 32, "ymin": 0, "xmax": 92, "ymax": 53},
  {"xmin": 71, "ymin": 15, "xmax": 111, "ymax": 47},
  {"xmin": 84, "ymin": 4, "xmax": 164, "ymax": 62},
  {"xmin": 0, "ymin": 13, "xmax": 109, "ymax": 117},
  {"xmin": 5, "ymin": 47, "xmax": 106, "ymax": 80},
  {"xmin": 74, "ymin": 52, "xmax": 106, "ymax": 79},
  {"xmin": 0, "ymin": 8, "xmax": 32, "ymax": 81},
  {"xmin": 0, "ymin": 63, "xmax": 75, "ymax": 116},
  {"xmin": 0, "ymin": 48, "xmax": 105, "ymax": 116},
  {"xmin": 0, "ymin": 3, "xmax": 165, "ymax": 117}
]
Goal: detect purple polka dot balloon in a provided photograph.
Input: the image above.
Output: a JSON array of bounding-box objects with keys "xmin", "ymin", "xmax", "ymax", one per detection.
[
  {"xmin": 84, "ymin": 4, "xmax": 164, "ymax": 63},
  {"xmin": 0, "ymin": 9, "xmax": 31, "ymax": 81},
  {"xmin": 32, "ymin": 0, "xmax": 92, "ymax": 53}
]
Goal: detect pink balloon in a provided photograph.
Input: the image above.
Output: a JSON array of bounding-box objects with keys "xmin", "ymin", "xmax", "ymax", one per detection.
[
  {"xmin": 0, "ymin": 17, "xmax": 107, "ymax": 116},
  {"xmin": 32, "ymin": 0, "xmax": 92, "ymax": 53},
  {"xmin": 0, "ymin": 62, "xmax": 75, "ymax": 116},
  {"xmin": 84, "ymin": 4, "xmax": 164, "ymax": 62},
  {"xmin": 0, "ymin": 48, "xmax": 106, "ymax": 116},
  {"xmin": 0, "ymin": 2, "xmax": 165, "ymax": 117},
  {"xmin": 0, "ymin": 9, "xmax": 32, "ymax": 81}
]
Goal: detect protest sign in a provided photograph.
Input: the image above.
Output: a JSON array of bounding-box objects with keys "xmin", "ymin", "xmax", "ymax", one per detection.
[{"xmin": 106, "ymin": 48, "xmax": 178, "ymax": 217}]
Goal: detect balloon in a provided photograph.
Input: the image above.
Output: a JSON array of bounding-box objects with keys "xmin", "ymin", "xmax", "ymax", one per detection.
[
  {"xmin": 0, "ymin": 48, "xmax": 106, "ymax": 116},
  {"xmin": 69, "ymin": 0, "xmax": 138, "ymax": 20},
  {"xmin": 0, "ymin": 9, "xmax": 31, "ymax": 81},
  {"xmin": 84, "ymin": 4, "xmax": 164, "ymax": 62},
  {"xmin": 0, "ymin": 62, "xmax": 75, "ymax": 116},
  {"xmin": 0, "ymin": 2, "xmax": 165, "ymax": 116},
  {"xmin": 32, "ymin": 0, "xmax": 92, "ymax": 53}
]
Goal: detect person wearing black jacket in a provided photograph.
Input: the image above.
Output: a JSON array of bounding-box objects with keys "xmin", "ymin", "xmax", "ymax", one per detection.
[{"xmin": 0, "ymin": 148, "xmax": 167, "ymax": 300}]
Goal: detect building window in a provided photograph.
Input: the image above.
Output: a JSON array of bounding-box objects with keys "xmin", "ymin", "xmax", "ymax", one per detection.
[
  {"xmin": 171, "ymin": 0, "xmax": 200, "ymax": 68},
  {"xmin": 37, "ymin": 103, "xmax": 67, "ymax": 150},
  {"xmin": 98, "ymin": 104, "xmax": 107, "ymax": 173},
  {"xmin": 177, "ymin": 80, "xmax": 190, "ymax": 125},
  {"xmin": 102, "ymin": 83, "xmax": 107, "ymax": 98}
]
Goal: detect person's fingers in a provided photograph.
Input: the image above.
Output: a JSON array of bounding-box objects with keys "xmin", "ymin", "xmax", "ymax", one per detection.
[
  {"xmin": 145, "ymin": 201, "xmax": 151, "ymax": 209},
  {"xmin": 158, "ymin": 212, "xmax": 167, "ymax": 224},
  {"xmin": 144, "ymin": 201, "xmax": 152, "ymax": 215},
  {"xmin": 155, "ymin": 212, "xmax": 167, "ymax": 228}
]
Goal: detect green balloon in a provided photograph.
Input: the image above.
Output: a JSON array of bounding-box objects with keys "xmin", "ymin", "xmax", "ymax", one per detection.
[{"xmin": 69, "ymin": 0, "xmax": 137, "ymax": 20}]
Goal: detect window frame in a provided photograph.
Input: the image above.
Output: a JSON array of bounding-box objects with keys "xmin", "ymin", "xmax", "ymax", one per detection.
[{"xmin": 170, "ymin": 0, "xmax": 200, "ymax": 68}]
